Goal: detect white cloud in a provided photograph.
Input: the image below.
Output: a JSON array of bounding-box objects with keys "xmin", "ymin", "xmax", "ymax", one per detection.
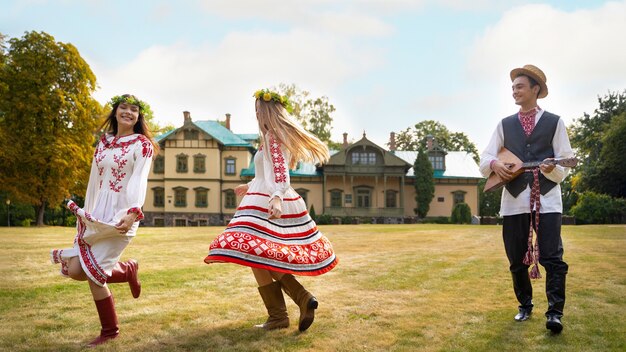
[
  {"xmin": 431, "ymin": 1, "xmax": 626, "ymax": 151},
  {"xmin": 92, "ymin": 28, "xmax": 385, "ymax": 134},
  {"xmin": 197, "ymin": 0, "xmax": 394, "ymax": 38}
]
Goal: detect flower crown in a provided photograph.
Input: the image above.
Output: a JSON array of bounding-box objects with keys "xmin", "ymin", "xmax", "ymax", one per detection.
[
  {"xmin": 253, "ymin": 89, "xmax": 293, "ymax": 113},
  {"xmin": 109, "ymin": 95, "xmax": 148, "ymax": 113}
]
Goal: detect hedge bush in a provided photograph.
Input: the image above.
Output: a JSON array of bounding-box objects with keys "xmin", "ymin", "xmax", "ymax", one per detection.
[
  {"xmin": 451, "ymin": 203, "xmax": 472, "ymax": 224},
  {"xmin": 570, "ymin": 192, "xmax": 626, "ymax": 224}
]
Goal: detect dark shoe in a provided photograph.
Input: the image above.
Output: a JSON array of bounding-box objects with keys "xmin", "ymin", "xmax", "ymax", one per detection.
[
  {"xmin": 514, "ymin": 308, "xmax": 532, "ymax": 322},
  {"xmin": 546, "ymin": 315, "xmax": 563, "ymax": 333}
]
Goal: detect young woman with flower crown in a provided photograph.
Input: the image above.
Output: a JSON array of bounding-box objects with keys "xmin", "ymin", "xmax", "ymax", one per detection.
[
  {"xmin": 204, "ymin": 89, "xmax": 338, "ymax": 332},
  {"xmin": 50, "ymin": 94, "xmax": 158, "ymax": 347}
]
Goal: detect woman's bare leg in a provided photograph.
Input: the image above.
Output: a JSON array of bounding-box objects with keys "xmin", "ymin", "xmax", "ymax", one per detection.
[
  {"xmin": 67, "ymin": 257, "xmax": 111, "ymax": 299},
  {"xmin": 269, "ymin": 271, "xmax": 284, "ymax": 281},
  {"xmin": 251, "ymin": 268, "xmax": 274, "ymax": 286}
]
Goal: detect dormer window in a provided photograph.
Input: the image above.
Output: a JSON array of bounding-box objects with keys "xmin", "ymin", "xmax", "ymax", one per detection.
[
  {"xmin": 351, "ymin": 151, "xmax": 377, "ymax": 165},
  {"xmin": 429, "ymin": 155, "xmax": 445, "ymax": 170}
]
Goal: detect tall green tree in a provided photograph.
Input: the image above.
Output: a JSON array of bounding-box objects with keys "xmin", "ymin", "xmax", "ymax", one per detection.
[
  {"xmin": 276, "ymin": 83, "xmax": 337, "ymax": 148},
  {"xmin": 596, "ymin": 112, "xmax": 626, "ymax": 197},
  {"xmin": 413, "ymin": 149, "xmax": 434, "ymax": 218},
  {"xmin": 392, "ymin": 120, "xmax": 479, "ymax": 162},
  {"xmin": 302, "ymin": 96, "xmax": 335, "ymax": 144},
  {"xmin": 0, "ymin": 31, "xmax": 102, "ymax": 225},
  {"xmin": 569, "ymin": 91, "xmax": 626, "ymax": 198},
  {"xmin": 478, "ymin": 178, "xmax": 502, "ymax": 216},
  {"xmin": 0, "ymin": 33, "xmax": 7, "ymax": 64}
]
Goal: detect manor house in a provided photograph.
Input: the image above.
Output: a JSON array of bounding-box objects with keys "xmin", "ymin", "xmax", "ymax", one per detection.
[{"xmin": 142, "ymin": 112, "xmax": 482, "ymax": 226}]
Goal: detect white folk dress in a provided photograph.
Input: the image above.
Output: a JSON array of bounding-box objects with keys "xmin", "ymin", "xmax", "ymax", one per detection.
[
  {"xmin": 51, "ymin": 133, "xmax": 153, "ymax": 286},
  {"xmin": 204, "ymin": 133, "xmax": 338, "ymax": 276}
]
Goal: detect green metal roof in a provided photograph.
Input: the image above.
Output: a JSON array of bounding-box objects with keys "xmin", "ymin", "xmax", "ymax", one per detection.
[
  {"xmin": 155, "ymin": 120, "xmax": 253, "ymax": 147},
  {"xmin": 155, "ymin": 129, "xmax": 175, "ymax": 142},
  {"xmin": 194, "ymin": 120, "xmax": 252, "ymax": 147},
  {"xmin": 241, "ymin": 155, "xmax": 322, "ymax": 178},
  {"xmin": 236, "ymin": 133, "xmax": 259, "ymax": 142}
]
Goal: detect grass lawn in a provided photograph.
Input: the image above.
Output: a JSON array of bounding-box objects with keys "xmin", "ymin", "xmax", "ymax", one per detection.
[{"xmin": 0, "ymin": 224, "xmax": 624, "ymax": 351}]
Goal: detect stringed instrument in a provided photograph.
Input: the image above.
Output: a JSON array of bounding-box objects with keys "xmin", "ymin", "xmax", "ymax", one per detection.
[{"xmin": 483, "ymin": 147, "xmax": 578, "ymax": 193}]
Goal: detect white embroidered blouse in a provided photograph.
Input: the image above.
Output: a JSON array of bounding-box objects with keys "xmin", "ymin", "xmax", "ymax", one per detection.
[
  {"xmin": 248, "ymin": 133, "xmax": 292, "ymax": 202},
  {"xmin": 83, "ymin": 133, "xmax": 154, "ymax": 234}
]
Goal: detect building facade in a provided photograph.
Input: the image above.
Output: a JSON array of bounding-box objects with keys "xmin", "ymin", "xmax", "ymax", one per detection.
[{"xmin": 143, "ymin": 113, "xmax": 482, "ymax": 226}]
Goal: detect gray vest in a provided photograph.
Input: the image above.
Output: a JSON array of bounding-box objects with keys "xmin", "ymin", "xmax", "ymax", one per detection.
[{"xmin": 502, "ymin": 111, "xmax": 559, "ymax": 197}]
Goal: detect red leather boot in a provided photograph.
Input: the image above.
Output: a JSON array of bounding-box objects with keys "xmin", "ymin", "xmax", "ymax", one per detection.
[
  {"xmin": 108, "ymin": 259, "xmax": 141, "ymax": 298},
  {"xmin": 87, "ymin": 295, "xmax": 119, "ymax": 347}
]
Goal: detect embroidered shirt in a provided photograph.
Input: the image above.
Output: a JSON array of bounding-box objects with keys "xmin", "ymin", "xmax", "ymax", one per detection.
[
  {"xmin": 83, "ymin": 133, "xmax": 153, "ymax": 227},
  {"xmin": 479, "ymin": 109, "xmax": 574, "ymax": 216}
]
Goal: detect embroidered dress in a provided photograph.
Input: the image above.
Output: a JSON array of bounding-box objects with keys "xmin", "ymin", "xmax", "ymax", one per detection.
[
  {"xmin": 50, "ymin": 133, "xmax": 153, "ymax": 286},
  {"xmin": 205, "ymin": 133, "xmax": 338, "ymax": 276}
]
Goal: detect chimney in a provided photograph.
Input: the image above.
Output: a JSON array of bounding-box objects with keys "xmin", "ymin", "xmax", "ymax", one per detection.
[
  {"xmin": 225, "ymin": 113, "xmax": 231, "ymax": 130},
  {"xmin": 183, "ymin": 111, "xmax": 191, "ymax": 124},
  {"xmin": 343, "ymin": 132, "xmax": 348, "ymax": 148},
  {"xmin": 389, "ymin": 132, "xmax": 396, "ymax": 151},
  {"xmin": 426, "ymin": 134, "xmax": 434, "ymax": 151}
]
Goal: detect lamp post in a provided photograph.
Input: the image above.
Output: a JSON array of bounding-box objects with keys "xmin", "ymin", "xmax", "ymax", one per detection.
[{"xmin": 5, "ymin": 199, "xmax": 10, "ymax": 227}]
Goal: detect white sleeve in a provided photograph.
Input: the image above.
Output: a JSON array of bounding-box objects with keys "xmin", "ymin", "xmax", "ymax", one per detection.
[
  {"xmin": 543, "ymin": 118, "xmax": 574, "ymax": 184},
  {"xmin": 124, "ymin": 139, "xmax": 154, "ymax": 220},
  {"xmin": 479, "ymin": 121, "xmax": 504, "ymax": 178},
  {"xmin": 262, "ymin": 133, "xmax": 290, "ymax": 202},
  {"xmin": 83, "ymin": 142, "xmax": 102, "ymax": 213}
]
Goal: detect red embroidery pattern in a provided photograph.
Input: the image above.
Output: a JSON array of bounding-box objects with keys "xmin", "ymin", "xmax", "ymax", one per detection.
[
  {"xmin": 518, "ymin": 106, "xmax": 540, "ymax": 137},
  {"xmin": 67, "ymin": 201, "xmax": 96, "ymax": 222},
  {"xmin": 94, "ymin": 144, "xmax": 106, "ymax": 177},
  {"xmin": 127, "ymin": 207, "xmax": 144, "ymax": 221},
  {"xmin": 269, "ymin": 135, "xmax": 287, "ymax": 183},
  {"xmin": 109, "ymin": 146, "xmax": 129, "ymax": 192},
  {"xmin": 210, "ymin": 231, "xmax": 334, "ymax": 266},
  {"xmin": 51, "ymin": 249, "xmax": 63, "ymax": 264},
  {"xmin": 101, "ymin": 133, "xmax": 146, "ymax": 149},
  {"xmin": 140, "ymin": 138, "xmax": 153, "ymax": 158},
  {"xmin": 75, "ymin": 216, "xmax": 108, "ymax": 285},
  {"xmin": 523, "ymin": 168, "xmax": 542, "ymax": 279}
]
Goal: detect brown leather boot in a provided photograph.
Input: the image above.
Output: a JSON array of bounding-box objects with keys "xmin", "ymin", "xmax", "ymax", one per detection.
[
  {"xmin": 254, "ymin": 281, "xmax": 289, "ymax": 330},
  {"xmin": 87, "ymin": 295, "xmax": 119, "ymax": 347},
  {"xmin": 279, "ymin": 274, "xmax": 318, "ymax": 332},
  {"xmin": 108, "ymin": 259, "xmax": 141, "ymax": 298}
]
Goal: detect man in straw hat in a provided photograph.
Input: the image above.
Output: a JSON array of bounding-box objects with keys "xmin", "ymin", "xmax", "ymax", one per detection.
[{"xmin": 479, "ymin": 65, "xmax": 574, "ymax": 333}]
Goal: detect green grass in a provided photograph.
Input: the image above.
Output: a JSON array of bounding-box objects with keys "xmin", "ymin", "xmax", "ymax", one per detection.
[{"xmin": 1, "ymin": 224, "xmax": 625, "ymax": 351}]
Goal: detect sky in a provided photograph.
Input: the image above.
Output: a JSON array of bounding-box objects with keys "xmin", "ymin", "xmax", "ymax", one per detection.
[{"xmin": 2, "ymin": 0, "xmax": 625, "ymax": 152}]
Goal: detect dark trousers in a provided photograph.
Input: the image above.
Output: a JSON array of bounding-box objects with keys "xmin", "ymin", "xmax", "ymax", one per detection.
[{"xmin": 503, "ymin": 213, "xmax": 568, "ymax": 317}]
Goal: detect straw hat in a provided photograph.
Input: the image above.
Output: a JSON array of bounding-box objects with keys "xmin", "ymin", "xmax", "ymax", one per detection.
[{"xmin": 510, "ymin": 64, "xmax": 548, "ymax": 99}]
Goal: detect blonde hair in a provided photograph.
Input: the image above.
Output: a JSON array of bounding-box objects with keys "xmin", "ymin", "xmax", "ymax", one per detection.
[{"xmin": 256, "ymin": 99, "xmax": 330, "ymax": 169}]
